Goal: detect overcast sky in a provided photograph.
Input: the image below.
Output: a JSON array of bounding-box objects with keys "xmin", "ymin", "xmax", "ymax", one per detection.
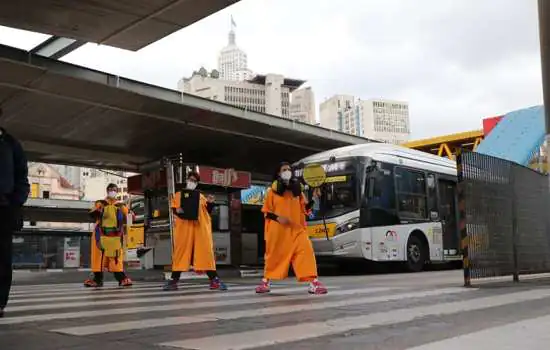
[{"xmin": 0, "ymin": 0, "xmax": 543, "ymax": 139}]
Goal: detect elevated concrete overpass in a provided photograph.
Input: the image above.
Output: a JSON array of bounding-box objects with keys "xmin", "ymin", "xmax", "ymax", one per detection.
[
  {"xmin": 0, "ymin": 0, "xmax": 240, "ymax": 51},
  {"xmin": 0, "ymin": 44, "xmax": 371, "ymax": 175},
  {"xmin": 23, "ymin": 198, "xmax": 93, "ymax": 223}
]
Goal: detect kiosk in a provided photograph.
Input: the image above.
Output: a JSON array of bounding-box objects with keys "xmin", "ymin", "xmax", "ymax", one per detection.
[{"xmin": 127, "ymin": 157, "xmax": 251, "ymax": 269}]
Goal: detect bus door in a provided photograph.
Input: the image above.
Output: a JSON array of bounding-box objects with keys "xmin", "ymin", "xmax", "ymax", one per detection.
[{"xmin": 438, "ymin": 179, "xmax": 459, "ymax": 256}]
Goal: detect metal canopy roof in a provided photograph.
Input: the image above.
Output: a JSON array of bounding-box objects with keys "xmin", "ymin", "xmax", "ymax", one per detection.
[
  {"xmin": 0, "ymin": 44, "xmax": 371, "ymax": 175},
  {"xmin": 0, "ymin": 0, "xmax": 239, "ymax": 51}
]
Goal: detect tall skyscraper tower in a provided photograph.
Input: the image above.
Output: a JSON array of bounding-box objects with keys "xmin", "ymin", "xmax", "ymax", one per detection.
[{"xmin": 218, "ymin": 16, "xmax": 252, "ymax": 81}]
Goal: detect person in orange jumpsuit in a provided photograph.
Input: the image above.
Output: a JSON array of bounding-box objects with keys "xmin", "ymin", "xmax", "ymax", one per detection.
[
  {"xmin": 163, "ymin": 171, "xmax": 227, "ymax": 291},
  {"xmin": 256, "ymin": 162, "xmax": 328, "ymax": 294},
  {"xmin": 84, "ymin": 183, "xmax": 133, "ymax": 288}
]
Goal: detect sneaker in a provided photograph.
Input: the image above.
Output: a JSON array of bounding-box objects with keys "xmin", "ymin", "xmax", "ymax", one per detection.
[
  {"xmin": 119, "ymin": 277, "xmax": 133, "ymax": 287},
  {"xmin": 209, "ymin": 277, "xmax": 228, "ymax": 291},
  {"xmin": 255, "ymin": 280, "xmax": 271, "ymax": 294},
  {"xmin": 163, "ymin": 279, "xmax": 178, "ymax": 291},
  {"xmin": 308, "ymin": 280, "xmax": 328, "ymax": 295},
  {"xmin": 83, "ymin": 279, "xmax": 103, "ymax": 288}
]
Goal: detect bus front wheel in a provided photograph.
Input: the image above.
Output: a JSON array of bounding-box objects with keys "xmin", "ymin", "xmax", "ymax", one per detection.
[{"xmin": 405, "ymin": 235, "xmax": 427, "ymax": 272}]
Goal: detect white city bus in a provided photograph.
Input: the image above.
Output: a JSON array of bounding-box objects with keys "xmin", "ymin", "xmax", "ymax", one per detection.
[{"xmin": 294, "ymin": 143, "xmax": 459, "ymax": 272}]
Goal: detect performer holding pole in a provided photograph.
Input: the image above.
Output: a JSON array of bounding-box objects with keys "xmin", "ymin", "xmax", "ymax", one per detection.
[
  {"xmin": 163, "ymin": 170, "xmax": 228, "ymax": 291},
  {"xmin": 255, "ymin": 162, "xmax": 328, "ymax": 295}
]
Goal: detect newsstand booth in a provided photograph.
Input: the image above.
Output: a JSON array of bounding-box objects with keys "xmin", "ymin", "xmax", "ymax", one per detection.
[{"xmin": 127, "ymin": 157, "xmax": 251, "ymax": 269}]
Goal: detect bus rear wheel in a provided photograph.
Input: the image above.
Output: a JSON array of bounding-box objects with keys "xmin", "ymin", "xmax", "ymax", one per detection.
[{"xmin": 405, "ymin": 235, "xmax": 427, "ymax": 272}]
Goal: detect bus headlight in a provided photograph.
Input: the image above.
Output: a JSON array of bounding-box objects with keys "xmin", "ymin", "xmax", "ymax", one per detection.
[{"xmin": 335, "ymin": 218, "xmax": 360, "ymax": 236}]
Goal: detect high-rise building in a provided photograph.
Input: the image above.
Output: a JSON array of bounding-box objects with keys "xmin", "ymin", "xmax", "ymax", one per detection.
[
  {"xmin": 178, "ymin": 71, "xmax": 304, "ymax": 119},
  {"xmin": 362, "ymin": 99, "xmax": 410, "ymax": 144},
  {"xmin": 320, "ymin": 95, "xmax": 410, "ymax": 144},
  {"xmin": 319, "ymin": 95, "xmax": 361, "ymax": 136},
  {"xmin": 290, "ymin": 87, "xmax": 316, "ymax": 124},
  {"xmin": 217, "ymin": 17, "xmax": 253, "ymax": 81}
]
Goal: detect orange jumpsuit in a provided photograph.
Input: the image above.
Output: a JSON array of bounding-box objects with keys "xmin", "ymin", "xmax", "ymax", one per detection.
[
  {"xmin": 89, "ymin": 199, "xmax": 128, "ymax": 273},
  {"xmin": 170, "ymin": 191, "xmax": 216, "ymax": 272},
  {"xmin": 262, "ymin": 185, "xmax": 318, "ymax": 282}
]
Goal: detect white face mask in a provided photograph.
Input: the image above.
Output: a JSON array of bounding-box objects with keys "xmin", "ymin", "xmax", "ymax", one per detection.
[
  {"xmin": 280, "ymin": 170, "xmax": 292, "ymax": 181},
  {"xmin": 186, "ymin": 181, "xmax": 197, "ymax": 190},
  {"xmin": 107, "ymin": 191, "xmax": 117, "ymax": 199}
]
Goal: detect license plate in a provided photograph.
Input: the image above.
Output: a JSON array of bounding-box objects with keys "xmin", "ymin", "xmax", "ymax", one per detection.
[{"xmin": 307, "ymin": 223, "xmax": 337, "ymax": 239}]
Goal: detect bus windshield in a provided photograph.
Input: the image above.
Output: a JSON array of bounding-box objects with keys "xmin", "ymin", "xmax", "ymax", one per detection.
[{"xmin": 306, "ymin": 175, "xmax": 359, "ymax": 221}]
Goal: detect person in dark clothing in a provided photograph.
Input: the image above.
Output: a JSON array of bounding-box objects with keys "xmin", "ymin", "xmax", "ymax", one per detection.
[{"xmin": 0, "ymin": 110, "xmax": 30, "ymax": 318}]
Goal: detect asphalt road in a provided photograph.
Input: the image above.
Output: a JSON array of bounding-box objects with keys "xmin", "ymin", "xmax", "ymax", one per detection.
[{"xmin": 2, "ymin": 270, "xmax": 550, "ymax": 350}]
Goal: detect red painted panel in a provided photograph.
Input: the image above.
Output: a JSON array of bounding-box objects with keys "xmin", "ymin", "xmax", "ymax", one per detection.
[{"xmin": 482, "ymin": 116, "xmax": 504, "ymax": 136}]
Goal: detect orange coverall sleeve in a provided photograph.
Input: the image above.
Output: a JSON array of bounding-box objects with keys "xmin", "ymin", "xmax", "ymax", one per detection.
[
  {"xmin": 261, "ymin": 189, "xmax": 275, "ymax": 218},
  {"xmin": 171, "ymin": 192, "xmax": 181, "ymax": 209}
]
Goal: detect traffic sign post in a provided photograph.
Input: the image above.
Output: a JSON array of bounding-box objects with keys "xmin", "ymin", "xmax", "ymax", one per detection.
[{"xmin": 302, "ymin": 164, "xmax": 330, "ymax": 241}]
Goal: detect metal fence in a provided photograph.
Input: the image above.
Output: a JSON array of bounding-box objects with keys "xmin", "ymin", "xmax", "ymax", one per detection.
[
  {"xmin": 12, "ymin": 234, "xmax": 91, "ymax": 269},
  {"xmin": 457, "ymin": 150, "xmax": 550, "ymax": 286}
]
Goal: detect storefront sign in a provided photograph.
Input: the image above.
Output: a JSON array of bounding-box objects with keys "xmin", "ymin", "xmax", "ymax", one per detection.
[
  {"xmin": 200, "ymin": 167, "xmax": 251, "ymax": 188},
  {"xmin": 128, "ymin": 166, "xmax": 251, "ymax": 193}
]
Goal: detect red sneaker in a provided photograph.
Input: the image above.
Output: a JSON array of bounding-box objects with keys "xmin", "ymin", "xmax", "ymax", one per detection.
[
  {"xmin": 83, "ymin": 279, "xmax": 103, "ymax": 288},
  {"xmin": 255, "ymin": 280, "xmax": 271, "ymax": 294},
  {"xmin": 308, "ymin": 280, "xmax": 328, "ymax": 295},
  {"xmin": 119, "ymin": 277, "xmax": 133, "ymax": 287}
]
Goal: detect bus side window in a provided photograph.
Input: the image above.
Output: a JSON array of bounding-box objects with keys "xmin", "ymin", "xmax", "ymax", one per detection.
[
  {"xmin": 395, "ymin": 167, "xmax": 427, "ymax": 220},
  {"xmin": 362, "ymin": 165, "xmax": 399, "ymax": 227},
  {"xmin": 366, "ymin": 168, "xmax": 394, "ymax": 211}
]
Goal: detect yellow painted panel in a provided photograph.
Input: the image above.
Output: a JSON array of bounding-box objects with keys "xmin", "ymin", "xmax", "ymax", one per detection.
[
  {"xmin": 31, "ymin": 183, "xmax": 39, "ymax": 198},
  {"xmin": 402, "ymin": 130, "xmax": 484, "ymax": 149},
  {"xmin": 127, "ymin": 224, "xmax": 144, "ymax": 249}
]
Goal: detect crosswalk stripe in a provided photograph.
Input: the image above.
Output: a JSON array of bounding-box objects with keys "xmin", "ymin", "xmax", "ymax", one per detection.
[
  {"xmin": 0, "ymin": 286, "xmax": 356, "ymax": 325},
  {"xmin": 158, "ymin": 288, "xmax": 550, "ymax": 350},
  {"xmin": 9, "ymin": 282, "xmax": 165, "ymax": 295},
  {"xmin": 406, "ymin": 314, "xmax": 550, "ymax": 350},
  {"xmin": 5, "ymin": 285, "xmax": 272, "ymax": 312},
  {"xmin": 8, "ymin": 283, "xmax": 195, "ymax": 299},
  {"xmin": 9, "ymin": 286, "xmax": 164, "ymax": 299},
  {"xmin": 8, "ymin": 283, "xmax": 239, "ymax": 303},
  {"xmin": 51, "ymin": 287, "xmax": 471, "ymax": 336}
]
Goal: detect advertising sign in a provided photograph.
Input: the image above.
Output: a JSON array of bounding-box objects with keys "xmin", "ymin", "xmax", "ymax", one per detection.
[{"xmin": 63, "ymin": 237, "xmax": 80, "ymax": 268}]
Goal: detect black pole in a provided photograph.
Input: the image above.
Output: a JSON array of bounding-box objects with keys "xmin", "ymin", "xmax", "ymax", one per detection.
[{"xmin": 538, "ymin": 1, "xmax": 550, "ymax": 142}]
